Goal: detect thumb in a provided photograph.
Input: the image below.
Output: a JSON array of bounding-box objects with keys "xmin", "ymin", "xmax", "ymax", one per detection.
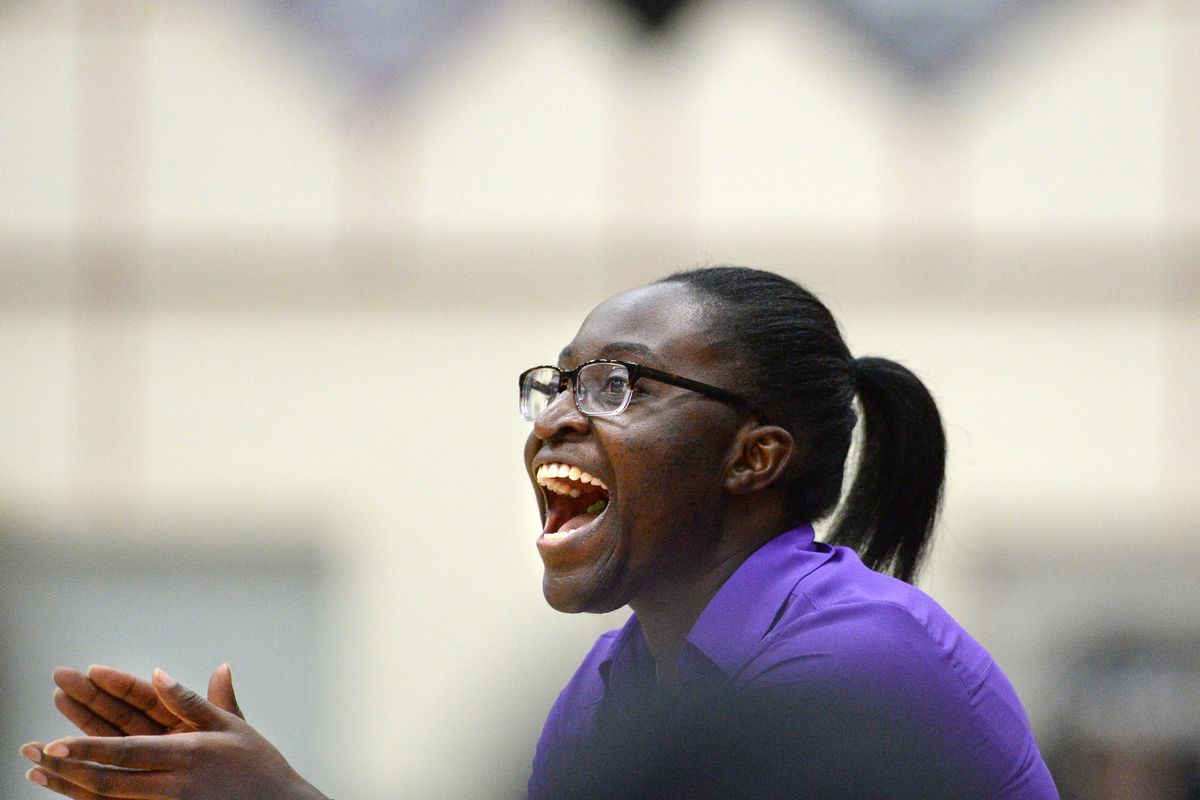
[
  {"xmin": 206, "ymin": 663, "xmax": 245, "ymax": 720},
  {"xmin": 153, "ymin": 669, "xmax": 235, "ymax": 731}
]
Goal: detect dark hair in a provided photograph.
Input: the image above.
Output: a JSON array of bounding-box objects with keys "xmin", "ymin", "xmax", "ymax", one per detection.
[{"xmin": 659, "ymin": 266, "xmax": 945, "ymax": 583}]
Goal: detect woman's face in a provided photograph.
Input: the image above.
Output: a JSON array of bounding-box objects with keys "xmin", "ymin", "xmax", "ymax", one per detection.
[{"xmin": 523, "ymin": 282, "xmax": 748, "ymax": 613}]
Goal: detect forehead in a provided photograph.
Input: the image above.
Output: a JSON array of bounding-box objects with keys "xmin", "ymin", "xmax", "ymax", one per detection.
[{"xmin": 561, "ymin": 282, "xmax": 722, "ymax": 372}]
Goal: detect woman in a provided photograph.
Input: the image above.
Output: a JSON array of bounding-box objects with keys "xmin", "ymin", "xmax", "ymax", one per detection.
[{"xmin": 20, "ymin": 266, "xmax": 1058, "ymax": 798}]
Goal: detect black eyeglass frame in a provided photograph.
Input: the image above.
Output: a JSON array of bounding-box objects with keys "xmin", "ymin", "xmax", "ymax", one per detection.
[{"xmin": 518, "ymin": 358, "xmax": 766, "ymax": 422}]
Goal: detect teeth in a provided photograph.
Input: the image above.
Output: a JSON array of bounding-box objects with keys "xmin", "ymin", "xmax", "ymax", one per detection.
[{"xmin": 535, "ymin": 462, "xmax": 610, "ymax": 494}]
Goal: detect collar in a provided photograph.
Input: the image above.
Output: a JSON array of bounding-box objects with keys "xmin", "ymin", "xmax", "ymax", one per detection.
[
  {"xmin": 684, "ymin": 525, "xmax": 830, "ymax": 678},
  {"xmin": 599, "ymin": 525, "xmax": 833, "ymax": 693}
]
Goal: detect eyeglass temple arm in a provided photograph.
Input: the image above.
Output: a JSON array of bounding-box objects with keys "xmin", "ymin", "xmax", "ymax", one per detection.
[{"xmin": 629, "ymin": 364, "xmax": 765, "ymax": 420}]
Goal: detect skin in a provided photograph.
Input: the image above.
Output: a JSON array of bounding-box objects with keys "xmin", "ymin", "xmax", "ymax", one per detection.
[
  {"xmin": 526, "ymin": 282, "xmax": 796, "ymax": 681},
  {"xmin": 20, "ymin": 666, "xmax": 327, "ymax": 800},
  {"xmin": 19, "ymin": 280, "xmax": 797, "ymax": 794},
  {"xmin": 50, "ymin": 664, "xmax": 243, "ymax": 737}
]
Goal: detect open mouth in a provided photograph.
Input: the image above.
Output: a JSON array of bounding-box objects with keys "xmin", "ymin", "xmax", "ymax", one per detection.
[{"xmin": 536, "ymin": 462, "xmax": 610, "ymax": 542}]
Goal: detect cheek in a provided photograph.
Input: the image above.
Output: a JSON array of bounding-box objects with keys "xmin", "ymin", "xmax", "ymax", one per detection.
[
  {"xmin": 640, "ymin": 417, "xmax": 730, "ymax": 477},
  {"xmin": 616, "ymin": 425, "xmax": 729, "ymax": 529}
]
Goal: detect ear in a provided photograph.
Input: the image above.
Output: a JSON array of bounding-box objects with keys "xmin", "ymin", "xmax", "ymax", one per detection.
[{"xmin": 723, "ymin": 423, "xmax": 794, "ymax": 495}]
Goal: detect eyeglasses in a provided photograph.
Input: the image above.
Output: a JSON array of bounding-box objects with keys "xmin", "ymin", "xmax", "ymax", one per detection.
[{"xmin": 518, "ymin": 359, "xmax": 762, "ymax": 422}]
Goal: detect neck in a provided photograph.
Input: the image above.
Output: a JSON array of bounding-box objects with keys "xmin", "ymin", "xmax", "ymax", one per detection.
[{"xmin": 629, "ymin": 531, "xmax": 776, "ymax": 686}]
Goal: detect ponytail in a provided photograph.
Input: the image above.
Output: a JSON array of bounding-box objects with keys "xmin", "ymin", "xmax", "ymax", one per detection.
[
  {"xmin": 658, "ymin": 266, "xmax": 946, "ymax": 584},
  {"xmin": 829, "ymin": 357, "xmax": 946, "ymax": 584}
]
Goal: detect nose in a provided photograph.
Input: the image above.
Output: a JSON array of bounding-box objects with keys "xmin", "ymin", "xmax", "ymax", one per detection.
[{"xmin": 532, "ymin": 386, "xmax": 590, "ymax": 440}]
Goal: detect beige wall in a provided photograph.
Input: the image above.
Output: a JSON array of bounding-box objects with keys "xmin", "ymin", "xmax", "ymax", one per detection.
[{"xmin": 2, "ymin": 1, "xmax": 1197, "ymax": 797}]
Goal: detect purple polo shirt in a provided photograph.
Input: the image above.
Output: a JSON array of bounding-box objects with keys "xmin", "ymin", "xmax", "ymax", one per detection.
[{"xmin": 529, "ymin": 526, "xmax": 1058, "ymax": 799}]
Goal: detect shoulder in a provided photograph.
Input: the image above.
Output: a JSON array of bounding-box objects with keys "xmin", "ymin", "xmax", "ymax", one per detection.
[
  {"xmin": 735, "ymin": 549, "xmax": 1057, "ymax": 797},
  {"xmin": 540, "ymin": 626, "xmax": 625, "ymax": 741},
  {"xmin": 529, "ymin": 624, "xmax": 630, "ymax": 800},
  {"xmin": 745, "ymin": 545, "xmax": 992, "ymax": 689}
]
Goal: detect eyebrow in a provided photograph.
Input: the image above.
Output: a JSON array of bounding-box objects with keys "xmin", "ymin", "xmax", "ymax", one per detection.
[{"xmin": 559, "ymin": 341, "xmax": 659, "ymax": 365}]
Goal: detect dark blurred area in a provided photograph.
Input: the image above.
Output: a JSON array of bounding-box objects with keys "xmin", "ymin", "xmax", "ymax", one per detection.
[{"xmin": 1044, "ymin": 635, "xmax": 1200, "ymax": 800}]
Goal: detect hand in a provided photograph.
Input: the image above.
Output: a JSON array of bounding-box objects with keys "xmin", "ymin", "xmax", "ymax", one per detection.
[
  {"xmin": 52, "ymin": 663, "xmax": 243, "ymax": 737},
  {"xmin": 21, "ymin": 669, "xmax": 327, "ymax": 800}
]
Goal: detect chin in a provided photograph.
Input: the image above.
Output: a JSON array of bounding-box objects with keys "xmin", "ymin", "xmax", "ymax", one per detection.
[{"xmin": 542, "ymin": 573, "xmax": 629, "ymax": 615}]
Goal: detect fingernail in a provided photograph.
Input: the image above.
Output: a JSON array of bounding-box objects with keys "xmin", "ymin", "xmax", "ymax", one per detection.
[
  {"xmin": 27, "ymin": 768, "xmax": 48, "ymax": 786},
  {"xmin": 153, "ymin": 668, "xmax": 174, "ymax": 687},
  {"xmin": 44, "ymin": 742, "xmax": 68, "ymax": 758},
  {"xmin": 19, "ymin": 744, "xmax": 41, "ymax": 763}
]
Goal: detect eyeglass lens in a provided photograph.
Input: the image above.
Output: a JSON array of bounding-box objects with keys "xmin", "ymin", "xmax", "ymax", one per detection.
[
  {"xmin": 520, "ymin": 362, "xmax": 632, "ymax": 421},
  {"xmin": 520, "ymin": 367, "xmax": 560, "ymax": 421}
]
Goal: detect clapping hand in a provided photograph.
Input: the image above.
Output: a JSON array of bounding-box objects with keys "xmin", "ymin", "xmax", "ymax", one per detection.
[
  {"xmin": 20, "ymin": 666, "xmax": 328, "ymax": 800},
  {"xmin": 50, "ymin": 663, "xmax": 244, "ymax": 736}
]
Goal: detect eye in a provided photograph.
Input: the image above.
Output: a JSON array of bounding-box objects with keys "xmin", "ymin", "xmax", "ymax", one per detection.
[{"xmin": 600, "ymin": 373, "xmax": 629, "ymax": 394}]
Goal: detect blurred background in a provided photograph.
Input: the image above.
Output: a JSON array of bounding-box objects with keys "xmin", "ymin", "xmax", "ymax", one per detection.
[{"xmin": 1, "ymin": 1, "xmax": 1197, "ymax": 798}]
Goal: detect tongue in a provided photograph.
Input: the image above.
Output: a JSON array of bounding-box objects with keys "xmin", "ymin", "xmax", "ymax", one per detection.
[{"xmin": 560, "ymin": 511, "xmax": 598, "ymax": 533}]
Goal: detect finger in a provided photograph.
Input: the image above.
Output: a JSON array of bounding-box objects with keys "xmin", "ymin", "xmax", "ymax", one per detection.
[
  {"xmin": 20, "ymin": 742, "xmax": 48, "ymax": 766},
  {"xmin": 53, "ymin": 669, "xmax": 169, "ymax": 736},
  {"xmin": 83, "ymin": 666, "xmax": 181, "ymax": 729},
  {"xmin": 152, "ymin": 669, "xmax": 235, "ymax": 732},
  {"xmin": 28, "ymin": 759, "xmax": 168, "ymax": 800},
  {"xmin": 53, "ymin": 689, "xmax": 124, "ymax": 737},
  {"xmin": 24, "ymin": 743, "xmax": 163, "ymax": 800},
  {"xmin": 26, "ymin": 766, "xmax": 111, "ymax": 800},
  {"xmin": 34, "ymin": 736, "xmax": 177, "ymax": 771},
  {"xmin": 206, "ymin": 663, "xmax": 245, "ymax": 720}
]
